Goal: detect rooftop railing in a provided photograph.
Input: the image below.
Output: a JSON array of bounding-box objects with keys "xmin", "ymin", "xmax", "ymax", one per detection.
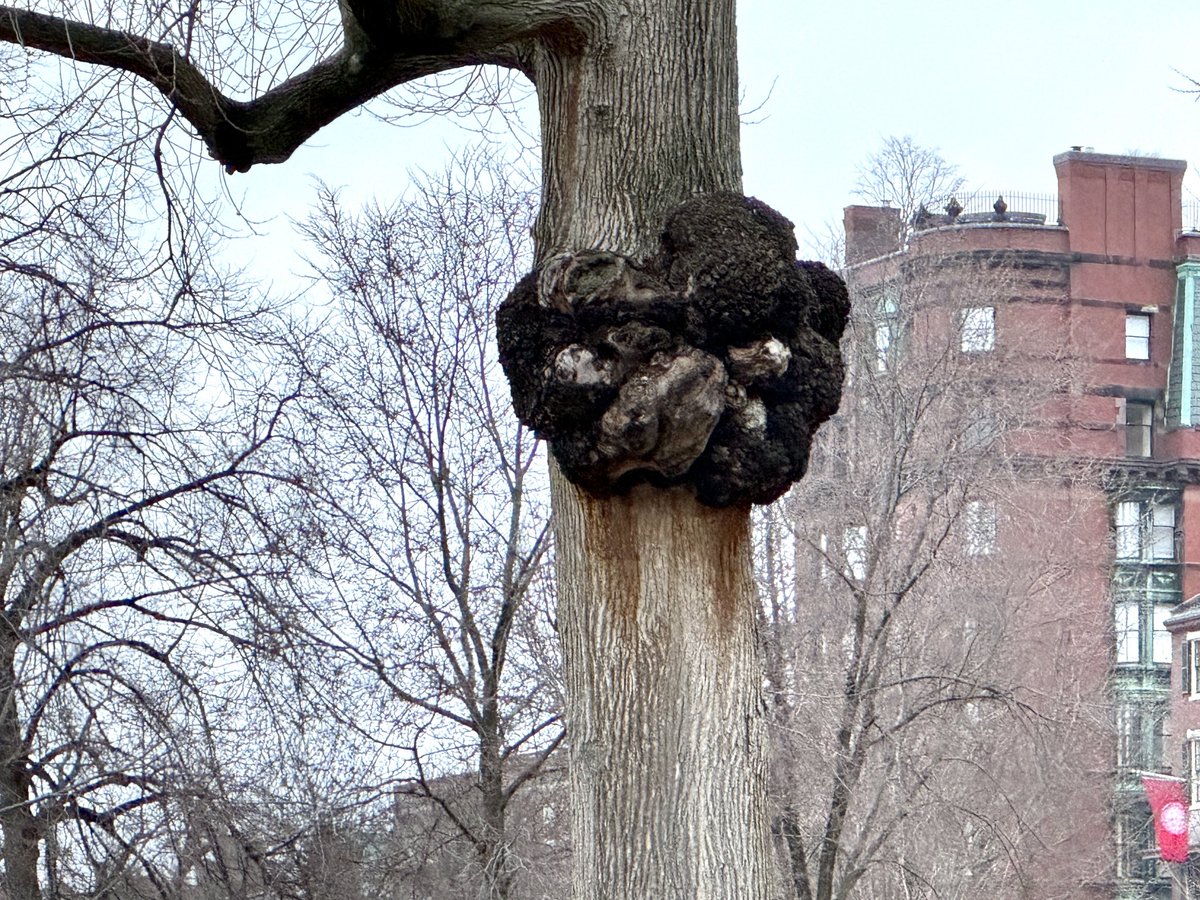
[
  {"xmin": 917, "ymin": 192, "xmax": 1200, "ymax": 235},
  {"xmin": 1182, "ymin": 201, "xmax": 1200, "ymax": 233},
  {"xmin": 920, "ymin": 189, "xmax": 1060, "ymax": 227}
]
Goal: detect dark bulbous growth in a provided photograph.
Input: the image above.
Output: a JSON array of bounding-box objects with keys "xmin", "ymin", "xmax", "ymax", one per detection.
[{"xmin": 496, "ymin": 193, "xmax": 849, "ymax": 507}]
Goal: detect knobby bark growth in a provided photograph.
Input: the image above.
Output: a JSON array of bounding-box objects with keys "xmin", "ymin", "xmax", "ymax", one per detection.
[
  {"xmin": 0, "ymin": 1, "xmax": 847, "ymax": 896},
  {"xmin": 497, "ymin": 193, "xmax": 847, "ymax": 506}
]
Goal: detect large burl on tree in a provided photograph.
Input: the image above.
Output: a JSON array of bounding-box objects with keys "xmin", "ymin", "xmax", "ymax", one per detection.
[{"xmin": 498, "ymin": 192, "xmax": 849, "ymax": 507}]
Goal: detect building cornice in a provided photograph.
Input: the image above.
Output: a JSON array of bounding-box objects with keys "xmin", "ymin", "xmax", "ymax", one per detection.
[
  {"xmin": 1106, "ymin": 459, "xmax": 1200, "ymax": 488},
  {"xmin": 1052, "ymin": 150, "xmax": 1187, "ymax": 173}
]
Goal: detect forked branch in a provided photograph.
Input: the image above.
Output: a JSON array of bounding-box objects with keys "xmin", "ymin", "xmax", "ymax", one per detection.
[{"xmin": 0, "ymin": 1, "xmax": 583, "ymax": 171}]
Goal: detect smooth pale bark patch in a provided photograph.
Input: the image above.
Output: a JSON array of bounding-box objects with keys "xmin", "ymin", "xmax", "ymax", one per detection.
[{"xmin": 497, "ymin": 193, "xmax": 849, "ymax": 507}]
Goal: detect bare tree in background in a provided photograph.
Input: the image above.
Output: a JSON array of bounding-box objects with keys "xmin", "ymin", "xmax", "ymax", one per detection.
[
  {"xmin": 762, "ymin": 251, "xmax": 1111, "ymax": 899},
  {"xmin": 290, "ymin": 151, "xmax": 564, "ymax": 900},
  {"xmin": 854, "ymin": 136, "xmax": 965, "ymax": 249},
  {"xmin": 803, "ymin": 137, "xmax": 963, "ymax": 266},
  {"xmin": 0, "ymin": 52, "xmax": 362, "ymax": 895},
  {"xmin": 0, "ymin": 200, "xmax": 315, "ymax": 896},
  {"xmin": 7, "ymin": 33, "xmax": 561, "ymax": 894}
]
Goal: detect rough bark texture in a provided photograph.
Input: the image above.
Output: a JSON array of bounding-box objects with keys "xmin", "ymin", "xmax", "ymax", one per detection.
[
  {"xmin": 496, "ymin": 194, "xmax": 848, "ymax": 506},
  {"xmin": 553, "ymin": 484, "xmax": 779, "ymax": 898},
  {"xmin": 478, "ymin": 731, "xmax": 514, "ymax": 899},
  {"xmin": 527, "ymin": 1, "xmax": 793, "ymax": 897}
]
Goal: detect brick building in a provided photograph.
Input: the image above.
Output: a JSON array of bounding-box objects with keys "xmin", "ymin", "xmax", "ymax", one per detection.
[{"xmin": 843, "ymin": 149, "xmax": 1200, "ymax": 899}]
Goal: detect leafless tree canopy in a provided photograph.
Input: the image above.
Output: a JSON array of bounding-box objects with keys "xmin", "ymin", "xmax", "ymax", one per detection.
[
  {"xmin": 0, "ymin": 154, "xmax": 320, "ymax": 893},
  {"xmin": 288, "ymin": 151, "xmax": 563, "ymax": 899},
  {"xmin": 0, "ymin": 0, "xmax": 820, "ymax": 896},
  {"xmin": 854, "ymin": 136, "xmax": 965, "ymax": 246},
  {"xmin": 0, "ymin": 0, "xmax": 560, "ymax": 173},
  {"xmin": 762, "ymin": 250, "xmax": 1110, "ymax": 900}
]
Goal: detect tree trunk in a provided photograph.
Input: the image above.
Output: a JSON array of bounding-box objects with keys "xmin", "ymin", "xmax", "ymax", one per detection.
[
  {"xmin": 530, "ymin": 3, "xmax": 777, "ymax": 897},
  {"xmin": 0, "ymin": 0, "xmax": 793, "ymax": 896},
  {"xmin": 552, "ymin": 483, "xmax": 776, "ymax": 898},
  {"xmin": 532, "ymin": 0, "xmax": 742, "ymax": 256},
  {"xmin": 0, "ymin": 641, "xmax": 39, "ymax": 900},
  {"xmin": 478, "ymin": 714, "xmax": 514, "ymax": 900}
]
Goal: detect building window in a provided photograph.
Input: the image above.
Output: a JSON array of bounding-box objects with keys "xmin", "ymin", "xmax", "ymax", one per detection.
[
  {"xmin": 965, "ymin": 500, "xmax": 997, "ymax": 556},
  {"xmin": 1126, "ymin": 313, "xmax": 1151, "ymax": 360},
  {"xmin": 1150, "ymin": 708, "xmax": 1166, "ymax": 770},
  {"xmin": 1117, "ymin": 705, "xmax": 1135, "ymax": 769},
  {"xmin": 1125, "ymin": 401, "xmax": 1153, "ymax": 457},
  {"xmin": 1153, "ymin": 605, "xmax": 1172, "ymax": 664},
  {"xmin": 1118, "ymin": 705, "xmax": 1143, "ymax": 769},
  {"xmin": 872, "ymin": 290, "xmax": 900, "ymax": 372},
  {"xmin": 1188, "ymin": 738, "xmax": 1200, "ymax": 805},
  {"xmin": 1115, "ymin": 501, "xmax": 1138, "ymax": 558},
  {"xmin": 1150, "ymin": 505, "xmax": 1175, "ymax": 560},
  {"xmin": 1113, "ymin": 600, "xmax": 1175, "ymax": 667},
  {"xmin": 1113, "ymin": 564, "xmax": 1182, "ymax": 670},
  {"xmin": 1116, "ymin": 601, "xmax": 1139, "ymax": 664},
  {"xmin": 963, "ymin": 413, "xmax": 1001, "ymax": 451},
  {"xmin": 960, "ymin": 307, "xmax": 995, "ymax": 353},
  {"xmin": 843, "ymin": 525, "xmax": 868, "ymax": 582},
  {"xmin": 1115, "ymin": 500, "xmax": 1176, "ymax": 562},
  {"xmin": 1115, "ymin": 802, "xmax": 1157, "ymax": 880},
  {"xmin": 1182, "ymin": 636, "xmax": 1200, "ymax": 697}
]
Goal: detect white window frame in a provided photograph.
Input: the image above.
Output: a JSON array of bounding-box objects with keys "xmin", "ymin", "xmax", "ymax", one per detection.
[
  {"xmin": 1184, "ymin": 635, "xmax": 1200, "ymax": 700},
  {"xmin": 960, "ymin": 306, "xmax": 996, "ymax": 353},
  {"xmin": 1150, "ymin": 504, "xmax": 1176, "ymax": 560},
  {"xmin": 1125, "ymin": 400, "xmax": 1153, "ymax": 458},
  {"xmin": 1187, "ymin": 734, "xmax": 1200, "ymax": 805},
  {"xmin": 1115, "ymin": 500, "xmax": 1176, "ymax": 562},
  {"xmin": 843, "ymin": 525, "xmax": 868, "ymax": 582},
  {"xmin": 873, "ymin": 291, "xmax": 900, "ymax": 372},
  {"xmin": 1115, "ymin": 804, "xmax": 1157, "ymax": 880},
  {"xmin": 1116, "ymin": 501, "xmax": 1140, "ymax": 559},
  {"xmin": 1153, "ymin": 605, "xmax": 1172, "ymax": 665},
  {"xmin": 1117, "ymin": 704, "xmax": 1139, "ymax": 769},
  {"xmin": 965, "ymin": 500, "xmax": 997, "ymax": 556},
  {"xmin": 1115, "ymin": 601, "xmax": 1139, "ymax": 664},
  {"xmin": 1126, "ymin": 313, "xmax": 1151, "ymax": 360}
]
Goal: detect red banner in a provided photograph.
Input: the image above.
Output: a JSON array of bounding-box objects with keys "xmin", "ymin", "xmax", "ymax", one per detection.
[{"xmin": 1142, "ymin": 774, "xmax": 1190, "ymax": 863}]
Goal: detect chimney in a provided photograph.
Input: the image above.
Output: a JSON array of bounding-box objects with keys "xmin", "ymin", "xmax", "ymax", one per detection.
[
  {"xmin": 843, "ymin": 205, "xmax": 902, "ymax": 264},
  {"xmin": 1053, "ymin": 149, "xmax": 1185, "ymax": 259}
]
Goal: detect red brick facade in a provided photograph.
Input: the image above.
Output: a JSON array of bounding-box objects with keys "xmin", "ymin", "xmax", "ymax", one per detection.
[{"xmin": 847, "ymin": 150, "xmax": 1198, "ymax": 899}]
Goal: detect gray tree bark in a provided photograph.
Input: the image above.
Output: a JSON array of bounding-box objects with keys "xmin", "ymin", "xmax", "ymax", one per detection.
[
  {"xmin": 553, "ymin": 485, "xmax": 777, "ymax": 898},
  {"xmin": 528, "ymin": 4, "xmax": 778, "ymax": 897}
]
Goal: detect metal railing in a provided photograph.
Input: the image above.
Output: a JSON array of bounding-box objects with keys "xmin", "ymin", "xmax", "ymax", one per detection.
[
  {"xmin": 918, "ymin": 192, "xmax": 1200, "ymax": 232},
  {"xmin": 926, "ymin": 189, "xmax": 1060, "ymax": 225},
  {"xmin": 1182, "ymin": 201, "xmax": 1200, "ymax": 233}
]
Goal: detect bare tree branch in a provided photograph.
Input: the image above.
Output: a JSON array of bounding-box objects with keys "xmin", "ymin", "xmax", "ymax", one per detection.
[{"xmin": 0, "ymin": 1, "xmax": 575, "ymax": 172}]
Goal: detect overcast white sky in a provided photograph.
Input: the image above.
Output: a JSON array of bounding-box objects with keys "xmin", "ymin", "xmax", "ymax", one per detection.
[
  {"xmin": 230, "ymin": 0, "xmax": 1200, "ymax": 285},
  {"xmin": 739, "ymin": 0, "xmax": 1200, "ymax": 246}
]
